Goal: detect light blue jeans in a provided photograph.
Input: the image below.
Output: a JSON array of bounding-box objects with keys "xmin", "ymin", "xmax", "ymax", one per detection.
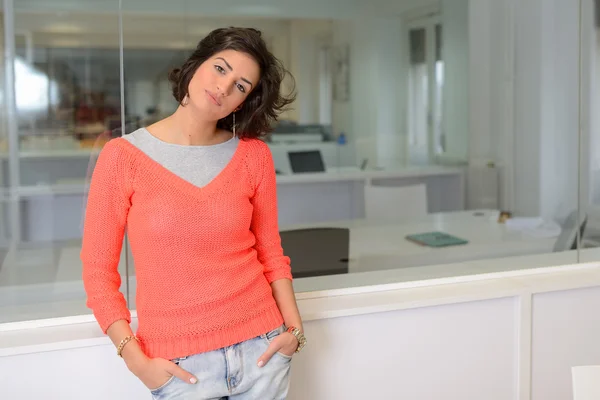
[{"xmin": 150, "ymin": 325, "xmax": 292, "ymax": 400}]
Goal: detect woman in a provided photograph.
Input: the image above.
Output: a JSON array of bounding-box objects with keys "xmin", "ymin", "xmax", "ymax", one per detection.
[{"xmin": 81, "ymin": 27, "xmax": 306, "ymax": 399}]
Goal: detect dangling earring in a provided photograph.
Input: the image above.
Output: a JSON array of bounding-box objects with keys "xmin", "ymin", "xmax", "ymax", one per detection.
[
  {"xmin": 233, "ymin": 112, "xmax": 236, "ymax": 137},
  {"xmin": 182, "ymin": 95, "xmax": 189, "ymax": 106}
]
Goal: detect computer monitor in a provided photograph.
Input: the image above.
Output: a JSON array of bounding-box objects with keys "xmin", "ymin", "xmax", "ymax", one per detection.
[{"xmin": 288, "ymin": 150, "xmax": 326, "ymax": 173}]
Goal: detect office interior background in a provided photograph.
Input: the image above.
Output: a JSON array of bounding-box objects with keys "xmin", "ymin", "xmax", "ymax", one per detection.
[{"xmin": 2, "ymin": 0, "xmax": 600, "ymax": 399}]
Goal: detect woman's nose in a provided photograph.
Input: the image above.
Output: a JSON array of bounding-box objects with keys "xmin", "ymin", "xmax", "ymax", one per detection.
[{"xmin": 216, "ymin": 78, "xmax": 235, "ymax": 96}]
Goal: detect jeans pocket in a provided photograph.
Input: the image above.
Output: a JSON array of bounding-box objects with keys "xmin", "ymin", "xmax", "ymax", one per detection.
[
  {"xmin": 262, "ymin": 324, "xmax": 286, "ymax": 342},
  {"xmin": 150, "ymin": 375, "xmax": 176, "ymax": 396},
  {"xmin": 150, "ymin": 357, "xmax": 184, "ymax": 396},
  {"xmin": 261, "ymin": 325, "xmax": 293, "ymax": 362}
]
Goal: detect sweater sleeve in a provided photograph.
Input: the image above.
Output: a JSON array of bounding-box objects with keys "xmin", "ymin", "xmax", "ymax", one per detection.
[
  {"xmin": 250, "ymin": 142, "xmax": 293, "ymax": 283},
  {"xmin": 80, "ymin": 140, "xmax": 133, "ymax": 333}
]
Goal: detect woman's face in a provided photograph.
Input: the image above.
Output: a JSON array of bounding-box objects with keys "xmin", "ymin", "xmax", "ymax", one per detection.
[{"xmin": 187, "ymin": 49, "xmax": 260, "ymax": 121}]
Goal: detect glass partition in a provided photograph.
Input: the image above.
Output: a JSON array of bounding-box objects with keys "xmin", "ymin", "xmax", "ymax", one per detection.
[
  {"xmin": 579, "ymin": 0, "xmax": 600, "ymax": 263},
  {"xmin": 0, "ymin": 0, "xmax": 590, "ymax": 324},
  {"xmin": 0, "ymin": 0, "xmax": 127, "ymax": 323}
]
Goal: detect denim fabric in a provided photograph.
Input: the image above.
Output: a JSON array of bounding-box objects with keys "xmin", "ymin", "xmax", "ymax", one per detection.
[{"xmin": 151, "ymin": 325, "xmax": 291, "ymax": 400}]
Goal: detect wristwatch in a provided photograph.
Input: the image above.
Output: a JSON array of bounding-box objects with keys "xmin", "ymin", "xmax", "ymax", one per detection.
[{"xmin": 286, "ymin": 326, "xmax": 307, "ymax": 353}]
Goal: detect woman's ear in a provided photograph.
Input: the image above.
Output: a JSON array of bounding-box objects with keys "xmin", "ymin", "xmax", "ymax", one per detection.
[{"xmin": 235, "ymin": 104, "xmax": 243, "ymax": 112}]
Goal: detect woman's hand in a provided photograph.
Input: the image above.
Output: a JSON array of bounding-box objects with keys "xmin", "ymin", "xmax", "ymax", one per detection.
[
  {"xmin": 257, "ymin": 332, "xmax": 298, "ymax": 367},
  {"xmin": 127, "ymin": 355, "xmax": 198, "ymax": 390}
]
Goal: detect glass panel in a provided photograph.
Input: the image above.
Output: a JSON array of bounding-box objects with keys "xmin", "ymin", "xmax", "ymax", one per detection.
[
  {"xmin": 0, "ymin": 0, "xmax": 587, "ymax": 324},
  {"xmin": 117, "ymin": 0, "xmax": 581, "ymax": 298},
  {"xmin": 579, "ymin": 0, "xmax": 600, "ymax": 262},
  {"xmin": 0, "ymin": 1, "xmax": 125, "ymax": 323}
]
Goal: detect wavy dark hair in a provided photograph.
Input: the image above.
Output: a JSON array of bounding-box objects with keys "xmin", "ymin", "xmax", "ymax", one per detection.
[{"xmin": 168, "ymin": 27, "xmax": 296, "ymax": 139}]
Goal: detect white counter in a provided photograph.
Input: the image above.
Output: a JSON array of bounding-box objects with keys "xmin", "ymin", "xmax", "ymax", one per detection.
[
  {"xmin": 1, "ymin": 252, "xmax": 600, "ymax": 400},
  {"xmin": 0, "ymin": 250, "xmax": 593, "ymax": 351}
]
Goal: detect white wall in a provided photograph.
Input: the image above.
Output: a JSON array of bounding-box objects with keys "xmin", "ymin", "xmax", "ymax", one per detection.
[{"xmin": 469, "ymin": 0, "xmax": 582, "ymax": 219}]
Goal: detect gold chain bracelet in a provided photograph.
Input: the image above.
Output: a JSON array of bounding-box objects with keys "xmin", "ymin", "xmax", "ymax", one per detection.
[{"xmin": 116, "ymin": 335, "xmax": 139, "ymax": 358}]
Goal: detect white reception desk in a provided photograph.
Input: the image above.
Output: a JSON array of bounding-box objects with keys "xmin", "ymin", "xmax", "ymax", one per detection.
[{"xmin": 2, "ymin": 251, "xmax": 600, "ymax": 400}]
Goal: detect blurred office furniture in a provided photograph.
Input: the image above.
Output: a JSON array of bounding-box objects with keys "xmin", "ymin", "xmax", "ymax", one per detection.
[
  {"xmin": 364, "ymin": 183, "xmax": 428, "ymax": 222},
  {"xmin": 279, "ymin": 227, "xmax": 349, "ymax": 278},
  {"xmin": 553, "ymin": 210, "xmax": 588, "ymax": 252}
]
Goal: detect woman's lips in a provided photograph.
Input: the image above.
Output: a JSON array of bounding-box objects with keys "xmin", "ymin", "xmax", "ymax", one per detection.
[{"xmin": 205, "ymin": 90, "xmax": 221, "ymax": 106}]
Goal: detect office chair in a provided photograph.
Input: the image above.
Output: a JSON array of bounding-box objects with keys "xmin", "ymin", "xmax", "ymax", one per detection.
[
  {"xmin": 364, "ymin": 183, "xmax": 428, "ymax": 222},
  {"xmin": 553, "ymin": 210, "xmax": 587, "ymax": 252},
  {"xmin": 279, "ymin": 228, "xmax": 350, "ymax": 278}
]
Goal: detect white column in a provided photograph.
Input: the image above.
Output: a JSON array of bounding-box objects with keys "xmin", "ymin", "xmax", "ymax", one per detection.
[
  {"xmin": 537, "ymin": 0, "xmax": 580, "ymax": 221},
  {"xmin": 269, "ymin": 31, "xmax": 295, "ymax": 122},
  {"xmin": 372, "ymin": 17, "xmax": 407, "ymax": 168},
  {"xmin": 470, "ymin": 0, "xmax": 581, "ymax": 219},
  {"xmin": 289, "ymin": 21, "xmax": 320, "ymax": 124},
  {"xmin": 338, "ymin": 17, "xmax": 406, "ymax": 169},
  {"xmin": 468, "ymin": 0, "xmax": 516, "ymax": 210},
  {"xmin": 510, "ymin": 0, "xmax": 580, "ymax": 219},
  {"xmin": 331, "ymin": 20, "xmax": 353, "ymax": 138},
  {"xmin": 442, "ymin": 0, "xmax": 470, "ymax": 162}
]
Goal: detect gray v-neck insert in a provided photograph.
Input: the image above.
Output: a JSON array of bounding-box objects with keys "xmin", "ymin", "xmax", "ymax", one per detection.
[{"xmin": 122, "ymin": 127, "xmax": 239, "ymax": 188}]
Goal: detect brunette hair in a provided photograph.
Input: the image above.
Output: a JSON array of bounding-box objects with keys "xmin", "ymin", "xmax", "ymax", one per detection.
[{"xmin": 168, "ymin": 27, "xmax": 296, "ymax": 139}]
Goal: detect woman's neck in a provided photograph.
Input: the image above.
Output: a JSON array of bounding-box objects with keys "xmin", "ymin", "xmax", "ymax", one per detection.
[{"xmin": 159, "ymin": 106, "xmax": 230, "ymax": 146}]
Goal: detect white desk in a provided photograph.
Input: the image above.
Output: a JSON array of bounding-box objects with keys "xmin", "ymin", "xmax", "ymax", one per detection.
[
  {"xmin": 276, "ymin": 166, "xmax": 465, "ymax": 226},
  {"xmin": 281, "ymin": 210, "xmax": 558, "ymax": 274}
]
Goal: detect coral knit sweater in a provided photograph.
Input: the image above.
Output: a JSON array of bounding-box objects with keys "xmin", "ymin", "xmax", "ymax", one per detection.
[{"xmin": 81, "ymin": 137, "xmax": 292, "ymax": 360}]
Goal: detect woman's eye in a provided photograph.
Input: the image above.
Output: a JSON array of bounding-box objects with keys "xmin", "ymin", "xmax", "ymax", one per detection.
[
  {"xmin": 215, "ymin": 65, "xmax": 225, "ymax": 74},
  {"xmin": 236, "ymin": 83, "xmax": 246, "ymax": 93}
]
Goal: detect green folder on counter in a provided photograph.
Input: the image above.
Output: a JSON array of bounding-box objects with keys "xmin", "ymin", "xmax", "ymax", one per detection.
[{"xmin": 405, "ymin": 231, "xmax": 469, "ymax": 247}]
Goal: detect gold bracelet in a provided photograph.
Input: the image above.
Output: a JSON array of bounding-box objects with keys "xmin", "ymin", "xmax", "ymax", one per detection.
[
  {"xmin": 116, "ymin": 335, "xmax": 139, "ymax": 358},
  {"xmin": 286, "ymin": 326, "xmax": 307, "ymax": 353}
]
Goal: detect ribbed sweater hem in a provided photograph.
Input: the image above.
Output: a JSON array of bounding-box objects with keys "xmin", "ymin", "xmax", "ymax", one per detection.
[{"xmin": 138, "ymin": 304, "xmax": 284, "ymax": 360}]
